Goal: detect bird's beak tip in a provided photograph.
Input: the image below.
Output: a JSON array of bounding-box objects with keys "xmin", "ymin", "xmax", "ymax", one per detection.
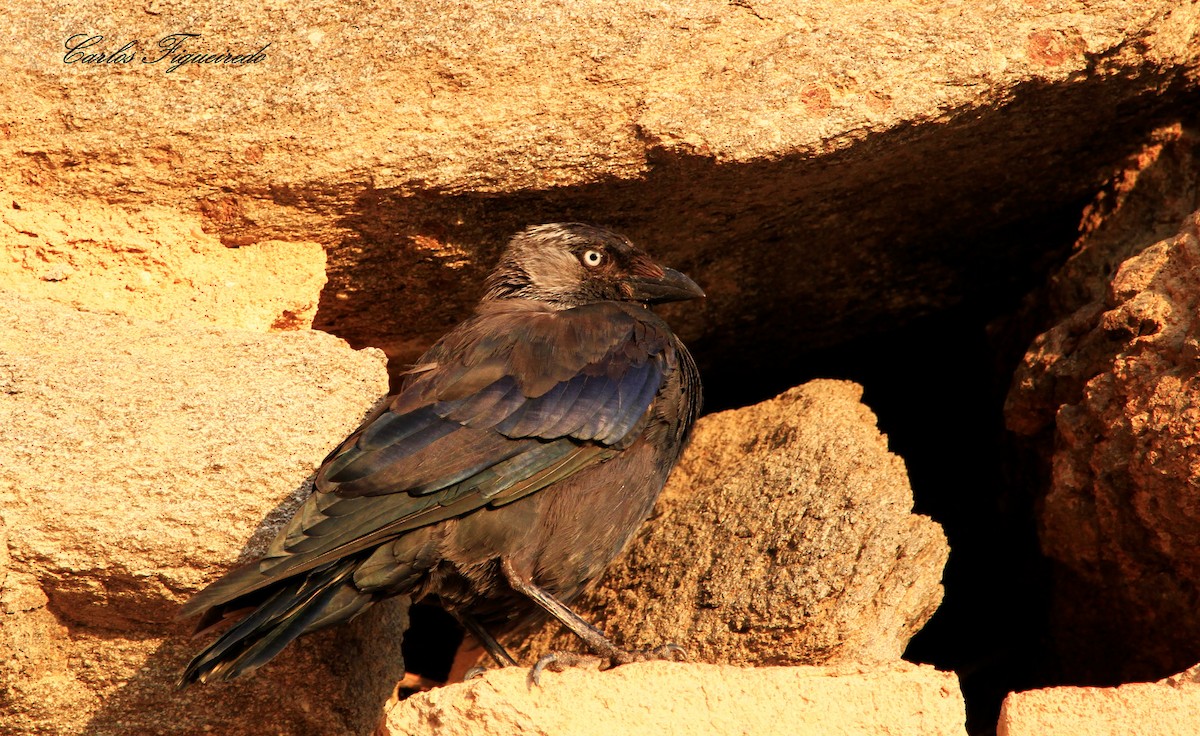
[{"xmin": 629, "ymin": 267, "xmax": 705, "ymax": 305}]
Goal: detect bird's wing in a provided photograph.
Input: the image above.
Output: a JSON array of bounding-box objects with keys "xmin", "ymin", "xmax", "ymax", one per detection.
[{"xmin": 180, "ymin": 301, "xmax": 675, "ymax": 616}]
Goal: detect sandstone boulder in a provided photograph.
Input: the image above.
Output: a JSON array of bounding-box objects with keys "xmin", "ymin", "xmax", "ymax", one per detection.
[
  {"xmin": 0, "ymin": 197, "xmax": 327, "ymax": 331},
  {"xmin": 0, "ymin": 292, "xmax": 402, "ymax": 736}
]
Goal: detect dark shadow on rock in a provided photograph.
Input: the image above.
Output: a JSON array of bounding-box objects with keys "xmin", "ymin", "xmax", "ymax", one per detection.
[{"xmin": 282, "ymin": 70, "xmax": 1197, "ymax": 407}]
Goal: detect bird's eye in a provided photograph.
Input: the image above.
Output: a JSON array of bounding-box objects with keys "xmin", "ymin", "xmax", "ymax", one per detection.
[{"xmin": 581, "ymin": 249, "xmax": 605, "ymax": 268}]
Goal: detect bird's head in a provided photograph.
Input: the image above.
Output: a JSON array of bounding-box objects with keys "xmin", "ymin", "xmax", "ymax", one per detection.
[{"xmin": 483, "ymin": 223, "xmax": 705, "ymax": 309}]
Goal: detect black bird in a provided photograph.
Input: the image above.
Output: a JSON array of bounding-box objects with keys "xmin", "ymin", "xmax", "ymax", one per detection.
[{"xmin": 179, "ymin": 223, "xmax": 703, "ymax": 685}]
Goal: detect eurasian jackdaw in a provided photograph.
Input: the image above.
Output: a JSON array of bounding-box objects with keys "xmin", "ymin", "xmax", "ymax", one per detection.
[{"xmin": 179, "ymin": 222, "xmax": 703, "ymax": 685}]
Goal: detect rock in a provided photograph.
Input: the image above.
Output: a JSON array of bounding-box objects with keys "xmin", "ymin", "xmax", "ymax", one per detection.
[
  {"xmin": 0, "ymin": 196, "xmax": 327, "ymax": 330},
  {"xmin": 997, "ymin": 662, "xmax": 1200, "ymax": 736},
  {"xmin": 514, "ymin": 380, "xmax": 948, "ymax": 667},
  {"xmin": 0, "ymin": 292, "xmax": 403, "ymax": 735},
  {"xmin": 3, "ymin": 2, "xmax": 1197, "ymax": 391},
  {"xmin": 1031, "ymin": 125, "xmax": 1200, "ymax": 327},
  {"xmin": 1005, "ymin": 127, "xmax": 1200, "ymax": 680},
  {"xmin": 384, "ymin": 661, "xmax": 967, "ymax": 736}
]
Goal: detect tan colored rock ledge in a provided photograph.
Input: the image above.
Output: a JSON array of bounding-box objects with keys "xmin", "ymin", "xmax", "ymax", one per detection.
[
  {"xmin": 999, "ymin": 664, "xmax": 1200, "ymax": 736},
  {"xmin": 384, "ymin": 661, "xmax": 967, "ymax": 736},
  {"xmin": 0, "ymin": 198, "xmax": 327, "ymax": 330}
]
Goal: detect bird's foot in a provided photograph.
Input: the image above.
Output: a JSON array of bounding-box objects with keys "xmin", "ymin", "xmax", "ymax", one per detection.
[{"xmin": 527, "ymin": 642, "xmax": 688, "ymax": 687}]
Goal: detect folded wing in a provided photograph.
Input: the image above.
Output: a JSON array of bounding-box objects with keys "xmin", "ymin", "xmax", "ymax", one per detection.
[{"xmin": 180, "ymin": 301, "xmax": 675, "ymax": 617}]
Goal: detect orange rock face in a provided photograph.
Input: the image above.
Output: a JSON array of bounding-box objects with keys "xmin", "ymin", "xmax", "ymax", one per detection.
[
  {"xmin": 3, "ymin": 0, "xmax": 1197, "ymax": 390},
  {"xmin": 1006, "ymin": 129, "xmax": 1200, "ymax": 680}
]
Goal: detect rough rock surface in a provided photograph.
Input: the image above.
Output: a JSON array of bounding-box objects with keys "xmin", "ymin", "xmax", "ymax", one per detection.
[
  {"xmin": 514, "ymin": 380, "xmax": 948, "ymax": 667},
  {"xmin": 384, "ymin": 661, "xmax": 967, "ymax": 736},
  {"xmin": 1019, "ymin": 125, "xmax": 1200, "ymax": 328},
  {"xmin": 2, "ymin": 1, "xmax": 1197, "ymax": 394},
  {"xmin": 1, "ymin": 196, "xmax": 327, "ymax": 330},
  {"xmin": 1005, "ymin": 128, "xmax": 1200, "ymax": 681},
  {"xmin": 0, "ymin": 292, "xmax": 402, "ymax": 736},
  {"xmin": 997, "ymin": 663, "xmax": 1200, "ymax": 736}
]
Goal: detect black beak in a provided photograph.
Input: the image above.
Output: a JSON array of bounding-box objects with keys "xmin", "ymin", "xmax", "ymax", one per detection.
[{"xmin": 628, "ymin": 267, "xmax": 706, "ymax": 305}]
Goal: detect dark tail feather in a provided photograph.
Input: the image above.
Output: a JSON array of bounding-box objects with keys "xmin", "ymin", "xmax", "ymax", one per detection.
[{"xmin": 178, "ymin": 559, "xmax": 373, "ymax": 687}]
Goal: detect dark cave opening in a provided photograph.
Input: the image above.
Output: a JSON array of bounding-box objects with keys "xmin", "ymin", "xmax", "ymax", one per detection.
[
  {"xmin": 697, "ymin": 202, "xmax": 1084, "ymax": 735},
  {"xmin": 797, "ymin": 300, "xmax": 1056, "ymax": 736}
]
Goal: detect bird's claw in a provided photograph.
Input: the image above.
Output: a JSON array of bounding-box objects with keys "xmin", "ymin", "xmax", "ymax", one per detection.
[
  {"xmin": 526, "ymin": 642, "xmax": 688, "ymax": 688},
  {"xmin": 652, "ymin": 642, "xmax": 689, "ymax": 662},
  {"xmin": 527, "ymin": 651, "xmax": 604, "ymax": 688}
]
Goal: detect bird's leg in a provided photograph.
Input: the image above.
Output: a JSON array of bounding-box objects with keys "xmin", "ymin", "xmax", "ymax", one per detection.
[
  {"xmin": 500, "ymin": 559, "xmax": 686, "ymax": 686},
  {"xmin": 456, "ymin": 612, "xmax": 518, "ymax": 668},
  {"xmin": 500, "ymin": 558, "xmax": 619, "ymax": 658}
]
